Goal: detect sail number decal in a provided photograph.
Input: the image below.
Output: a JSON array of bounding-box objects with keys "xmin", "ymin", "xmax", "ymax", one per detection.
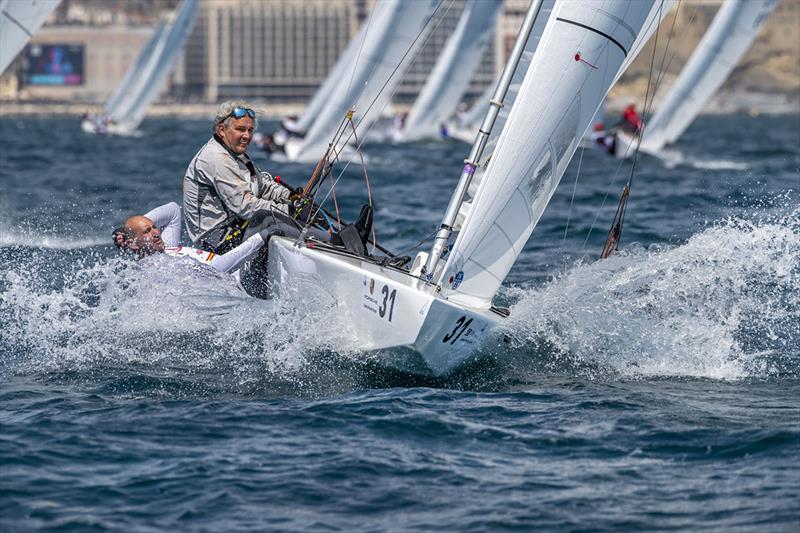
[
  {"xmin": 443, "ymin": 316, "xmax": 473, "ymax": 345},
  {"xmin": 378, "ymin": 284, "xmax": 397, "ymax": 322},
  {"xmin": 362, "ymin": 276, "xmax": 397, "ymax": 323}
]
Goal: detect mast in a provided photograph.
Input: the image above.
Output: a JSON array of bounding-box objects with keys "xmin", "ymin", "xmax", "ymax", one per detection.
[{"xmin": 423, "ymin": 0, "xmax": 545, "ymax": 281}]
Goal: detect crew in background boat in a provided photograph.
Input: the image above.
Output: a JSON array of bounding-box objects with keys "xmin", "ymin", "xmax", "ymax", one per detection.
[
  {"xmin": 182, "ymin": 100, "xmax": 300, "ymax": 254},
  {"xmin": 113, "ymin": 202, "xmax": 269, "ymax": 274},
  {"xmin": 620, "ymin": 102, "xmax": 642, "ymax": 134},
  {"xmin": 591, "ymin": 122, "xmax": 615, "ymax": 155}
]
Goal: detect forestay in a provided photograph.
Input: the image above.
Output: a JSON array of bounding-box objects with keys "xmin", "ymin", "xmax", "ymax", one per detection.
[
  {"xmin": 294, "ymin": 0, "xmax": 438, "ymax": 162},
  {"xmin": 440, "ymin": 0, "xmax": 661, "ymax": 309},
  {"xmin": 641, "ymin": 0, "xmax": 778, "ymax": 153},
  {"xmin": 402, "ymin": 0, "xmax": 503, "ymax": 141},
  {"xmin": 0, "ymin": 0, "xmax": 61, "ymax": 75}
]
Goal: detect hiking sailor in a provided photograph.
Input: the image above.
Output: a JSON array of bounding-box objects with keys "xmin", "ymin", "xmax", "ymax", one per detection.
[
  {"xmin": 113, "ymin": 202, "xmax": 270, "ymax": 274},
  {"xmin": 182, "ymin": 100, "xmax": 301, "ymax": 254}
]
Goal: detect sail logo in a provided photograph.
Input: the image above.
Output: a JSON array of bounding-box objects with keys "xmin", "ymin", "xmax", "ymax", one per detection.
[{"xmin": 451, "ymin": 271, "xmax": 464, "ymax": 289}]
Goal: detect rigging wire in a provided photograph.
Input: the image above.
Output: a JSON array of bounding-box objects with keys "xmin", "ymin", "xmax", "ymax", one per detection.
[
  {"xmin": 584, "ymin": 0, "xmax": 697, "ymax": 252},
  {"xmin": 333, "ymin": 0, "xmax": 455, "ymax": 157},
  {"xmin": 344, "ymin": 4, "xmax": 376, "ymax": 100},
  {"xmin": 599, "ymin": 0, "xmax": 668, "ymax": 258},
  {"xmin": 300, "ymin": 0, "xmax": 456, "ymax": 252}
]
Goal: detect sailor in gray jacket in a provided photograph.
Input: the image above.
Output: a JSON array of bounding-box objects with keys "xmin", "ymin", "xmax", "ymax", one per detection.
[{"xmin": 183, "ymin": 100, "xmax": 299, "ymax": 253}]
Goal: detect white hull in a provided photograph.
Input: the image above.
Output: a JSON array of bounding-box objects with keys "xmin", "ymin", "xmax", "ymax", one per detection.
[
  {"xmin": 614, "ymin": 129, "xmax": 639, "ymax": 159},
  {"xmin": 81, "ymin": 118, "xmax": 140, "ymax": 137},
  {"xmin": 268, "ymin": 237, "xmax": 504, "ymax": 376},
  {"xmin": 445, "ymin": 124, "xmax": 478, "ymax": 144}
]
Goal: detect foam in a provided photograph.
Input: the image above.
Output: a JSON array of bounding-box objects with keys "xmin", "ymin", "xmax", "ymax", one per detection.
[
  {"xmin": 499, "ymin": 207, "xmax": 799, "ymax": 380},
  {"xmin": 2, "ymin": 208, "xmax": 797, "ymax": 385}
]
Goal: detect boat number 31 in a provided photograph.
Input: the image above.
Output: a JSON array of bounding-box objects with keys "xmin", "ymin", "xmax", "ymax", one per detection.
[
  {"xmin": 442, "ymin": 316, "xmax": 473, "ymax": 344},
  {"xmin": 378, "ymin": 285, "xmax": 397, "ymax": 322}
]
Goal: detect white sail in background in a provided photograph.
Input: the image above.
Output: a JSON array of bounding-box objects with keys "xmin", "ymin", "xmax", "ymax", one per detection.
[
  {"xmin": 641, "ymin": 0, "xmax": 778, "ymax": 153},
  {"xmin": 104, "ymin": 19, "xmax": 168, "ymax": 120},
  {"xmin": 293, "ymin": 12, "xmax": 371, "ymax": 136},
  {"xmin": 108, "ymin": 0, "xmax": 198, "ymax": 134},
  {"xmin": 455, "ymin": 75, "xmax": 496, "ymax": 134},
  {"xmin": 401, "ymin": 0, "xmax": 503, "ymax": 141},
  {"xmin": 286, "ymin": 0, "xmax": 439, "ymax": 162},
  {"xmin": 0, "ymin": 0, "xmax": 61, "ymax": 74},
  {"xmin": 448, "ymin": 0, "xmax": 556, "ymax": 147},
  {"xmin": 440, "ymin": 0, "xmax": 664, "ymax": 309}
]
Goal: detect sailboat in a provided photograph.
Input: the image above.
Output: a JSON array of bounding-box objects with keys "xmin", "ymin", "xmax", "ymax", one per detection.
[
  {"xmin": 392, "ymin": 0, "xmax": 503, "ymax": 143},
  {"xmin": 612, "ymin": 0, "xmax": 778, "ymax": 159},
  {"xmin": 81, "ymin": 0, "xmax": 198, "ymax": 136},
  {"xmin": 272, "ymin": 0, "xmax": 439, "ymax": 163},
  {"xmin": 0, "ymin": 0, "xmax": 61, "ymax": 75},
  {"xmin": 261, "ymin": 0, "xmax": 672, "ymax": 376}
]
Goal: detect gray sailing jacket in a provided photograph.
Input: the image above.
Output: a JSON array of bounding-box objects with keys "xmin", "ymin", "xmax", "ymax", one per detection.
[{"xmin": 182, "ymin": 136, "xmax": 290, "ymax": 245}]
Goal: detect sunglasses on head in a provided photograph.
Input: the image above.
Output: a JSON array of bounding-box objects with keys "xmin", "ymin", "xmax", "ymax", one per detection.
[{"xmin": 229, "ymin": 107, "xmax": 256, "ymax": 119}]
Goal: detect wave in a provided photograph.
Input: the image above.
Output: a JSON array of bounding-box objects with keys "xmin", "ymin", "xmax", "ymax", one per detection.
[
  {"xmin": 500, "ymin": 207, "xmax": 799, "ymax": 380},
  {"xmin": 655, "ymin": 149, "xmax": 750, "ymax": 170},
  {"xmin": 1, "ymin": 207, "xmax": 797, "ymax": 388},
  {"xmin": 0, "ymin": 233, "xmax": 107, "ymax": 250}
]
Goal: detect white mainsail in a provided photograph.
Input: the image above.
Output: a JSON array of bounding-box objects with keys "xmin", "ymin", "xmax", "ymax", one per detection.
[
  {"xmin": 104, "ymin": 19, "xmax": 168, "ymax": 120},
  {"xmin": 400, "ymin": 0, "xmax": 503, "ymax": 141},
  {"xmin": 107, "ymin": 0, "xmax": 198, "ymax": 134},
  {"xmin": 439, "ymin": 0, "xmax": 668, "ymax": 309},
  {"xmin": 0, "ymin": 0, "xmax": 61, "ymax": 75},
  {"xmin": 641, "ymin": 0, "xmax": 778, "ymax": 153},
  {"xmin": 286, "ymin": 0, "xmax": 439, "ymax": 162}
]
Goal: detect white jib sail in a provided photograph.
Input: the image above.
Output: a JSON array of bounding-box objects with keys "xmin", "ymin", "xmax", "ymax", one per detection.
[
  {"xmin": 293, "ymin": 0, "xmax": 439, "ymax": 162},
  {"xmin": 104, "ymin": 19, "xmax": 168, "ymax": 119},
  {"xmin": 641, "ymin": 0, "xmax": 778, "ymax": 153},
  {"xmin": 440, "ymin": 0, "xmax": 664, "ymax": 309},
  {"xmin": 401, "ymin": 0, "xmax": 503, "ymax": 141},
  {"xmin": 0, "ymin": 0, "xmax": 61, "ymax": 75},
  {"xmin": 111, "ymin": 0, "xmax": 198, "ymax": 132}
]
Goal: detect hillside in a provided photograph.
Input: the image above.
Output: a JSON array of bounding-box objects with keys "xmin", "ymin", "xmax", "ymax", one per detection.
[{"xmin": 609, "ymin": 0, "xmax": 800, "ymax": 113}]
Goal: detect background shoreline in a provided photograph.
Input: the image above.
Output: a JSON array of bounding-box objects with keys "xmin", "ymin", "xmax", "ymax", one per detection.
[{"xmin": 1, "ymin": 90, "xmax": 798, "ymax": 119}]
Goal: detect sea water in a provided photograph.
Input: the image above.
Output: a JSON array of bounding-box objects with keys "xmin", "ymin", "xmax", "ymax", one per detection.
[{"xmin": 1, "ymin": 114, "xmax": 798, "ymax": 531}]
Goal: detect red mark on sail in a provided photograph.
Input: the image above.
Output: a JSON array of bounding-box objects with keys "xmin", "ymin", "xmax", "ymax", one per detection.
[{"xmin": 574, "ymin": 52, "xmax": 598, "ymax": 70}]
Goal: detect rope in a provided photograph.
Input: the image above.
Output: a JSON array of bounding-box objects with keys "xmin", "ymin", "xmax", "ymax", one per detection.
[
  {"xmin": 585, "ymin": 0, "xmax": 696, "ymax": 251},
  {"xmin": 599, "ymin": 0, "xmax": 667, "ymax": 257}
]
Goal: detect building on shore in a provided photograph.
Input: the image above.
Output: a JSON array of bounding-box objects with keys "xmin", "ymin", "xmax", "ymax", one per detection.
[{"xmin": 0, "ymin": 0, "xmax": 797, "ymax": 115}]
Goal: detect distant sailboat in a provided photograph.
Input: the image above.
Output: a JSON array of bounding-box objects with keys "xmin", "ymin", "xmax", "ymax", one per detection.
[
  {"xmin": 82, "ymin": 0, "xmax": 198, "ymax": 136},
  {"xmin": 0, "ymin": 0, "xmax": 61, "ymax": 75},
  {"xmin": 272, "ymin": 0, "xmax": 439, "ymax": 163},
  {"xmin": 394, "ymin": 0, "xmax": 503, "ymax": 143},
  {"xmin": 445, "ymin": 0, "xmax": 557, "ymax": 145},
  {"xmin": 638, "ymin": 0, "xmax": 778, "ymax": 156},
  {"xmin": 604, "ymin": 0, "xmax": 778, "ymax": 159}
]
